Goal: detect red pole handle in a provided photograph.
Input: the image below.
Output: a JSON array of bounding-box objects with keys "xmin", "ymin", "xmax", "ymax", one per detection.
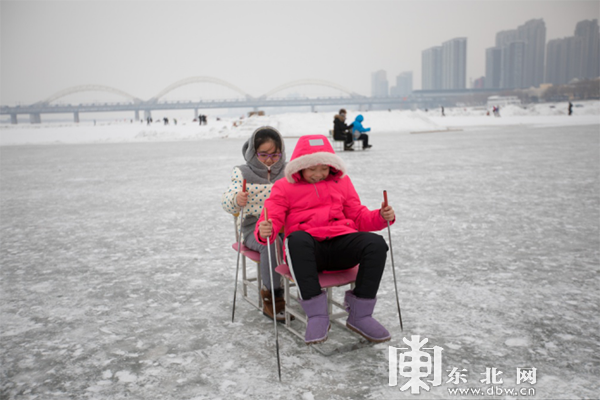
[
  {"xmin": 242, "ymin": 179, "xmax": 247, "ymax": 192},
  {"xmin": 383, "ymin": 190, "xmax": 388, "ymax": 207}
]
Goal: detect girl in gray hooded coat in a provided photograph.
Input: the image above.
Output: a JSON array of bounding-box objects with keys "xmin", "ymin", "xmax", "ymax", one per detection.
[{"xmin": 222, "ymin": 126, "xmax": 287, "ymax": 321}]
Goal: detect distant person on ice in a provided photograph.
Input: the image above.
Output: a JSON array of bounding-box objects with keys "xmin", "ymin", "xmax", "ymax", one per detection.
[
  {"xmin": 256, "ymin": 134, "xmax": 395, "ymax": 344},
  {"xmin": 352, "ymin": 114, "xmax": 372, "ymax": 149},
  {"xmin": 222, "ymin": 127, "xmax": 288, "ymax": 321},
  {"xmin": 568, "ymin": 101, "xmax": 573, "ymax": 116},
  {"xmin": 493, "ymin": 106, "xmax": 501, "ymax": 117},
  {"xmin": 333, "ymin": 108, "xmax": 355, "ymax": 151}
]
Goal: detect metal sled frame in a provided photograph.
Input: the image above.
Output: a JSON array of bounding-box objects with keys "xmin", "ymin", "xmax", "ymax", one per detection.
[
  {"xmin": 231, "ymin": 241, "xmax": 263, "ymax": 310},
  {"xmin": 275, "ymin": 247, "xmax": 374, "ymax": 356},
  {"xmin": 232, "ymin": 215, "xmax": 285, "ymax": 312},
  {"xmin": 232, "ymin": 214, "xmax": 263, "ymax": 311}
]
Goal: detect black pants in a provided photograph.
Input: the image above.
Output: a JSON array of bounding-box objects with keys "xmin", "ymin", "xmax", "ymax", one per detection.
[
  {"xmin": 356, "ymin": 133, "xmax": 369, "ymax": 147},
  {"xmin": 286, "ymin": 231, "xmax": 388, "ymax": 300},
  {"xmin": 334, "ymin": 131, "xmax": 353, "ymax": 146},
  {"xmin": 344, "ymin": 131, "xmax": 353, "ymax": 146}
]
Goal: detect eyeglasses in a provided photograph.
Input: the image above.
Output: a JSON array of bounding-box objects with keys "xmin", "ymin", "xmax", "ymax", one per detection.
[{"xmin": 257, "ymin": 152, "xmax": 282, "ymax": 161}]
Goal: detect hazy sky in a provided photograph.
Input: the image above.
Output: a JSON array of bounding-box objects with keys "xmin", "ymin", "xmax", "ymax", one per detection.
[{"xmin": 1, "ymin": 0, "xmax": 599, "ymax": 105}]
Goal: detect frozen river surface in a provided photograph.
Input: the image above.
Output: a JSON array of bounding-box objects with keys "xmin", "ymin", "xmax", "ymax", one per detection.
[{"xmin": 1, "ymin": 125, "xmax": 599, "ymax": 399}]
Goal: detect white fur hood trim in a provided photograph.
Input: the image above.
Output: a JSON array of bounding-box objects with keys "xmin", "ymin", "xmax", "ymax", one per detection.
[{"xmin": 284, "ymin": 152, "xmax": 347, "ymax": 183}]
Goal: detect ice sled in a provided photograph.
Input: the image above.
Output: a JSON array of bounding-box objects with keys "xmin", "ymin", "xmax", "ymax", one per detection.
[
  {"xmin": 231, "ymin": 215, "xmax": 374, "ymax": 356},
  {"xmin": 328, "ymin": 129, "xmax": 364, "ymax": 151}
]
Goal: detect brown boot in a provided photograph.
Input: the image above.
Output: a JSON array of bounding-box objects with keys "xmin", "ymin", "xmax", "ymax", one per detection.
[{"xmin": 261, "ymin": 288, "xmax": 286, "ymax": 322}]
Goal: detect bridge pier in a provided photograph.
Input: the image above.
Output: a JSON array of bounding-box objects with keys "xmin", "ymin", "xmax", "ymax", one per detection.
[
  {"xmin": 74, "ymin": 111, "xmax": 80, "ymax": 123},
  {"xmin": 194, "ymin": 108, "xmax": 199, "ymax": 119},
  {"xmin": 29, "ymin": 113, "xmax": 41, "ymax": 124},
  {"xmin": 311, "ymin": 105, "xmax": 316, "ymax": 112},
  {"xmin": 135, "ymin": 110, "xmax": 140, "ymax": 120},
  {"xmin": 10, "ymin": 114, "xmax": 18, "ymax": 124},
  {"xmin": 144, "ymin": 110, "xmax": 152, "ymax": 121}
]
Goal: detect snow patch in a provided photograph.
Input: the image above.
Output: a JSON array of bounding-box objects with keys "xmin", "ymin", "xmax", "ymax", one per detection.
[
  {"xmin": 115, "ymin": 370, "xmax": 137, "ymax": 383},
  {"xmin": 505, "ymin": 337, "xmax": 530, "ymax": 347}
]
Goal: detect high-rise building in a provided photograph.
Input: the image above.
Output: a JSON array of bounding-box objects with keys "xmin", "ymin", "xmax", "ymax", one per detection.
[
  {"xmin": 489, "ymin": 29, "xmax": 518, "ymax": 89},
  {"xmin": 422, "ymin": 46, "xmax": 442, "ymax": 90},
  {"xmin": 545, "ymin": 19, "xmax": 599, "ymax": 85},
  {"xmin": 390, "ymin": 72, "xmax": 413, "ymax": 97},
  {"xmin": 574, "ymin": 19, "xmax": 600, "ymax": 79},
  {"xmin": 441, "ymin": 37, "xmax": 467, "ymax": 89},
  {"xmin": 517, "ymin": 19, "xmax": 546, "ymax": 88},
  {"xmin": 496, "ymin": 29, "xmax": 518, "ymax": 47},
  {"xmin": 422, "ymin": 38, "xmax": 466, "ymax": 90},
  {"xmin": 485, "ymin": 47, "xmax": 502, "ymax": 88},
  {"xmin": 371, "ymin": 70, "xmax": 389, "ymax": 97},
  {"xmin": 546, "ymin": 37, "xmax": 584, "ymax": 85},
  {"xmin": 492, "ymin": 20, "xmax": 546, "ymax": 89},
  {"xmin": 501, "ymin": 41, "xmax": 526, "ymax": 89}
]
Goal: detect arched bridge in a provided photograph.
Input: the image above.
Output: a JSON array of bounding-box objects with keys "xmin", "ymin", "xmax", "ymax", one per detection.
[
  {"xmin": 148, "ymin": 76, "xmax": 253, "ymax": 103},
  {"xmin": 30, "ymin": 77, "xmax": 362, "ymax": 105},
  {"xmin": 258, "ymin": 79, "xmax": 363, "ymax": 99},
  {"xmin": 37, "ymin": 84, "xmax": 143, "ymax": 106},
  {"xmin": 1, "ymin": 76, "xmax": 413, "ymax": 124}
]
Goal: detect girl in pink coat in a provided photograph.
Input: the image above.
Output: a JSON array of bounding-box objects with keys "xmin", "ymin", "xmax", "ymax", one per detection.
[{"xmin": 256, "ymin": 134, "xmax": 395, "ymax": 344}]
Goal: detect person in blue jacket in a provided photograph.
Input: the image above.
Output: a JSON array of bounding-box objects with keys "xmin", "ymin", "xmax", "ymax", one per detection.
[{"xmin": 352, "ymin": 114, "xmax": 372, "ymax": 149}]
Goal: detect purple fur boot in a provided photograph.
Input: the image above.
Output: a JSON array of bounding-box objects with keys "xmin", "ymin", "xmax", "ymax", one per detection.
[
  {"xmin": 299, "ymin": 291, "xmax": 330, "ymax": 345},
  {"xmin": 344, "ymin": 290, "xmax": 391, "ymax": 343}
]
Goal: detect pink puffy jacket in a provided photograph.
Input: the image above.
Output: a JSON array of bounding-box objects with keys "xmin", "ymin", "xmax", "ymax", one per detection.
[{"xmin": 255, "ymin": 135, "xmax": 394, "ymax": 245}]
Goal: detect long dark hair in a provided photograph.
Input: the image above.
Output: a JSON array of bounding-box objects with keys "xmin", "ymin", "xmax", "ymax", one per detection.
[{"xmin": 254, "ymin": 128, "xmax": 282, "ymax": 152}]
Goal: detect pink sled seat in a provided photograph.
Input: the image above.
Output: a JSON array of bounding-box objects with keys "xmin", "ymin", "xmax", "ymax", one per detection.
[
  {"xmin": 232, "ymin": 243, "xmax": 261, "ymax": 263},
  {"xmin": 275, "ymin": 264, "xmax": 358, "ymax": 288}
]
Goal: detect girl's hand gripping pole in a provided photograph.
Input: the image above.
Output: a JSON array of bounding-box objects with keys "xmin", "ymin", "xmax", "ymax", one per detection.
[{"xmin": 384, "ymin": 190, "xmax": 404, "ymax": 331}]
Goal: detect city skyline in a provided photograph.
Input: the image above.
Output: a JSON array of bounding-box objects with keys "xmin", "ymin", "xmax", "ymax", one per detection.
[
  {"xmin": 381, "ymin": 17, "xmax": 598, "ymax": 95},
  {"xmin": 1, "ymin": 1, "xmax": 599, "ymax": 106}
]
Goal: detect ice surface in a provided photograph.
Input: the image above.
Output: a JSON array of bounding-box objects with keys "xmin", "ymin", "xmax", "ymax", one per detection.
[{"xmin": 0, "ymin": 113, "xmax": 599, "ymax": 399}]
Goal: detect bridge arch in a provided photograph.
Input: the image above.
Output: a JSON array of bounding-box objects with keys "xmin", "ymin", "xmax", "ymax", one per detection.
[
  {"xmin": 150, "ymin": 76, "xmax": 251, "ymax": 102},
  {"xmin": 40, "ymin": 85, "xmax": 142, "ymax": 105},
  {"xmin": 260, "ymin": 79, "xmax": 363, "ymax": 99}
]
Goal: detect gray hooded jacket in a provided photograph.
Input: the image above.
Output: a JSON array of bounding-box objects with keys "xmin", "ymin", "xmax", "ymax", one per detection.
[{"xmin": 221, "ymin": 126, "xmax": 287, "ymax": 241}]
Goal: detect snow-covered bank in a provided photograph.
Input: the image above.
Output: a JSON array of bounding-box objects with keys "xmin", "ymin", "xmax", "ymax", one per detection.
[{"xmin": 1, "ymin": 101, "xmax": 598, "ymax": 146}]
